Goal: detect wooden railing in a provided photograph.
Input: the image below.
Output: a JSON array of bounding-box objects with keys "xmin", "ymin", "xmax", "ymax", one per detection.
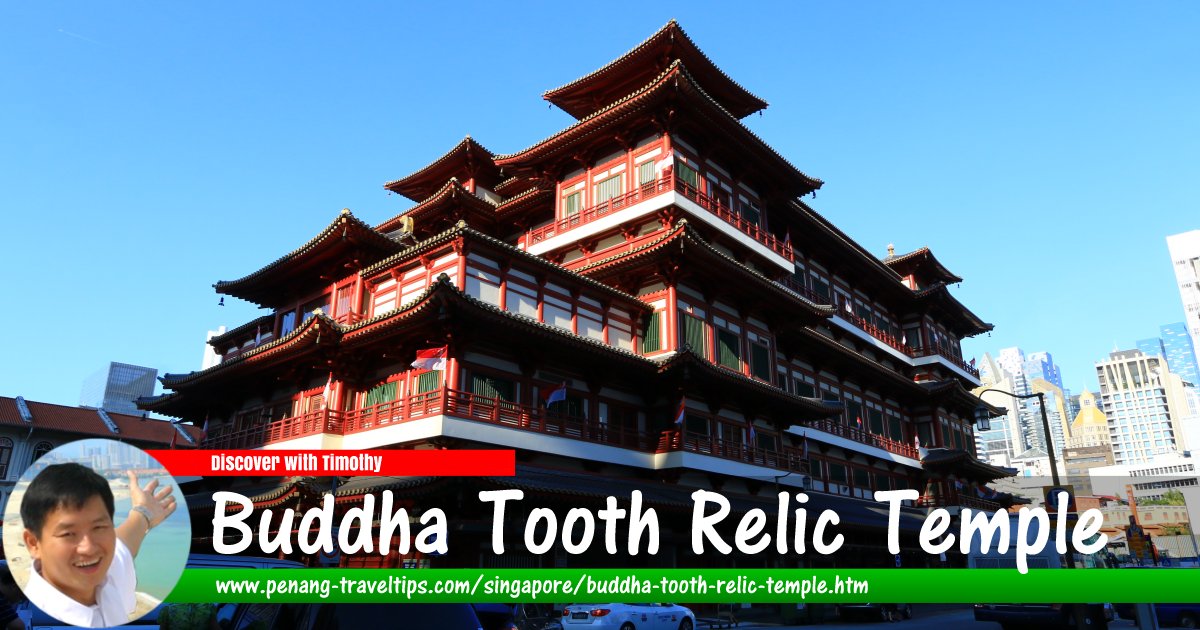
[
  {"xmin": 917, "ymin": 494, "xmax": 1001, "ymax": 511},
  {"xmin": 672, "ymin": 178, "xmax": 794, "ymax": 261},
  {"xmin": 912, "ymin": 345, "xmax": 980, "ymax": 378},
  {"xmin": 334, "ymin": 310, "xmax": 365, "ymax": 326},
  {"xmin": 657, "ymin": 430, "xmax": 810, "ymax": 475},
  {"xmin": 525, "ymin": 174, "xmax": 795, "ymax": 262},
  {"xmin": 806, "ymin": 417, "xmax": 920, "ymax": 459},
  {"xmin": 203, "ymin": 409, "xmax": 343, "ymax": 450}
]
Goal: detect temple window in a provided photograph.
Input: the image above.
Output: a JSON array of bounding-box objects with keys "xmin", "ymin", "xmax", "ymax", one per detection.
[
  {"xmin": 748, "ymin": 334, "xmax": 771, "ymax": 382},
  {"xmin": 680, "ymin": 311, "xmax": 708, "ymax": 356},
  {"xmin": 675, "ymin": 159, "xmax": 699, "ymax": 189},
  {"xmin": 301, "ymin": 296, "xmax": 329, "ymax": 323},
  {"xmin": 413, "ymin": 370, "xmax": 441, "ymax": 394},
  {"xmin": 279, "ymin": 311, "xmax": 297, "ymax": 336},
  {"xmin": 641, "ymin": 311, "xmax": 663, "ymax": 353},
  {"xmin": 739, "ymin": 196, "xmax": 761, "ymax": 226},
  {"xmin": 562, "ymin": 189, "xmax": 582, "ymax": 217},
  {"xmin": 636, "ymin": 160, "xmax": 655, "ymax": 189},
  {"xmin": 594, "ymin": 174, "xmax": 623, "ymax": 205},
  {"xmin": 716, "ymin": 327, "xmax": 741, "ymax": 371}
]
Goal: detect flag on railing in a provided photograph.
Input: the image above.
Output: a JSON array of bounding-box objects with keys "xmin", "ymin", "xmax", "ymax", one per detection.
[
  {"xmin": 746, "ymin": 424, "xmax": 756, "ymax": 444},
  {"xmin": 542, "ymin": 382, "xmax": 568, "ymax": 407},
  {"xmin": 169, "ymin": 423, "xmax": 178, "ymax": 449},
  {"xmin": 674, "ymin": 397, "xmax": 687, "ymax": 426},
  {"xmin": 200, "ymin": 417, "xmax": 209, "ymax": 442},
  {"xmin": 954, "ymin": 479, "xmax": 964, "ymax": 491},
  {"xmin": 969, "ymin": 357, "xmax": 977, "ymax": 368},
  {"xmin": 254, "ymin": 325, "xmax": 262, "ymax": 346},
  {"xmin": 654, "ymin": 149, "xmax": 675, "ymax": 173},
  {"xmin": 801, "ymin": 432, "xmax": 809, "ymax": 460},
  {"xmin": 855, "ymin": 416, "xmax": 863, "ymax": 430},
  {"xmin": 412, "ymin": 346, "xmax": 448, "ymax": 371}
]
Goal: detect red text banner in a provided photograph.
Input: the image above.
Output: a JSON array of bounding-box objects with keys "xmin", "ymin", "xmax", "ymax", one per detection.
[{"xmin": 147, "ymin": 449, "xmax": 515, "ymax": 477}]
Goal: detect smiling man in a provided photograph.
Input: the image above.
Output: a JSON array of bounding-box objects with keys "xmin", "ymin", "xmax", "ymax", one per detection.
[{"xmin": 19, "ymin": 463, "xmax": 176, "ymax": 627}]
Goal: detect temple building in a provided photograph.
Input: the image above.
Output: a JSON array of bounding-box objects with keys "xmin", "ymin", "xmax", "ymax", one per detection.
[{"xmin": 143, "ymin": 21, "xmax": 1010, "ymax": 573}]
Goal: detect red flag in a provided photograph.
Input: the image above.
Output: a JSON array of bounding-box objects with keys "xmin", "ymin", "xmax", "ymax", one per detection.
[
  {"xmin": 412, "ymin": 346, "xmax": 448, "ymax": 371},
  {"xmin": 674, "ymin": 397, "xmax": 687, "ymax": 426}
]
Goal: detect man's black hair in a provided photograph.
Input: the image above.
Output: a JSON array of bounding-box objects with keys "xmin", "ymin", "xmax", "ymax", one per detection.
[{"xmin": 20, "ymin": 463, "xmax": 115, "ymax": 539}]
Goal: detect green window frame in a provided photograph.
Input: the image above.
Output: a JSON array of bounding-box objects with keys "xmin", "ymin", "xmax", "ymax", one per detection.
[
  {"xmin": 717, "ymin": 329, "xmax": 741, "ymax": 370},
  {"xmin": 750, "ymin": 341, "xmax": 771, "ymax": 381},
  {"xmin": 562, "ymin": 191, "xmax": 582, "ymax": 217},
  {"xmin": 641, "ymin": 311, "xmax": 662, "ymax": 353},
  {"xmin": 869, "ymin": 409, "xmax": 885, "ymax": 435},
  {"xmin": 675, "ymin": 160, "xmax": 698, "ymax": 189},
  {"xmin": 637, "ymin": 161, "xmax": 655, "ymax": 186},
  {"xmin": 363, "ymin": 381, "xmax": 398, "ymax": 408},
  {"xmin": 853, "ymin": 467, "xmax": 871, "ymax": 489},
  {"xmin": 471, "ymin": 374, "xmax": 514, "ymax": 402},
  {"xmin": 827, "ymin": 463, "xmax": 847, "ymax": 484},
  {"xmin": 414, "ymin": 371, "xmax": 441, "ymax": 394},
  {"xmin": 681, "ymin": 313, "xmax": 707, "ymax": 356},
  {"xmin": 594, "ymin": 174, "xmax": 623, "ymax": 204}
]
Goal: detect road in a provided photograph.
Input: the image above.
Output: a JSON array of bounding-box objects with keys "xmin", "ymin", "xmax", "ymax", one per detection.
[{"xmin": 758, "ymin": 604, "xmax": 1143, "ymax": 630}]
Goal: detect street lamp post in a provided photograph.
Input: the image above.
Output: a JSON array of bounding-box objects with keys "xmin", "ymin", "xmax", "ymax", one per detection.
[{"xmin": 976, "ymin": 388, "xmax": 1097, "ymax": 630}]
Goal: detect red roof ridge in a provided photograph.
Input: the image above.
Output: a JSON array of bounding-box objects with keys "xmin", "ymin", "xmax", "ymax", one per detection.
[{"xmin": 542, "ymin": 20, "xmax": 767, "ymax": 120}]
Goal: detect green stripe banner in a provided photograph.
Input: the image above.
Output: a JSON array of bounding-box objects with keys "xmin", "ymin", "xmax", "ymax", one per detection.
[{"xmin": 168, "ymin": 568, "xmax": 1197, "ymax": 603}]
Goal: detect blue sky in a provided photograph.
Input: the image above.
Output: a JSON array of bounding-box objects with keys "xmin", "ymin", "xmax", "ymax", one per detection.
[{"xmin": 1, "ymin": 2, "xmax": 1196, "ymax": 406}]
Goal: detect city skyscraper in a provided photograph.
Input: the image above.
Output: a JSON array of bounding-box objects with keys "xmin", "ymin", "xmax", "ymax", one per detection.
[
  {"xmin": 1160, "ymin": 322, "xmax": 1200, "ymax": 386},
  {"xmin": 79, "ymin": 362, "xmax": 158, "ymax": 418},
  {"xmin": 976, "ymin": 347, "xmax": 1070, "ymax": 466},
  {"xmin": 1167, "ymin": 230, "xmax": 1200, "ymax": 370},
  {"xmin": 1095, "ymin": 349, "xmax": 1190, "ymax": 465}
]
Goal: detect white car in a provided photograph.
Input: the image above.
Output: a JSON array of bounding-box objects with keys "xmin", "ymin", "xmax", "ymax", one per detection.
[{"xmin": 561, "ymin": 603, "xmax": 695, "ymax": 630}]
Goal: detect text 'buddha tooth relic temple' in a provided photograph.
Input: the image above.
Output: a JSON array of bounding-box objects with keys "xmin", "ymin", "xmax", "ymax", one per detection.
[{"xmin": 142, "ymin": 20, "xmax": 1012, "ymax": 573}]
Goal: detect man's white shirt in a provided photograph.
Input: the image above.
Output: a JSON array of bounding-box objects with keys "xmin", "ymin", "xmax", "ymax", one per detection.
[{"xmin": 24, "ymin": 538, "xmax": 136, "ymax": 627}]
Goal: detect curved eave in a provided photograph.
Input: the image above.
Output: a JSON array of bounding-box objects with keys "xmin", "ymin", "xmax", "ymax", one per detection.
[
  {"xmin": 498, "ymin": 61, "xmax": 820, "ymax": 197},
  {"xmin": 494, "ymin": 187, "xmax": 552, "ymax": 221},
  {"xmin": 656, "ymin": 349, "xmax": 842, "ymax": 418},
  {"xmin": 214, "ymin": 212, "xmax": 400, "ymax": 309},
  {"xmin": 920, "ymin": 448, "xmax": 1015, "ymax": 481},
  {"xmin": 785, "ymin": 200, "xmax": 912, "ymax": 298},
  {"xmin": 913, "ymin": 284, "xmax": 993, "ymax": 337},
  {"xmin": 376, "ymin": 179, "xmax": 497, "ymax": 234},
  {"xmin": 797, "ymin": 328, "xmax": 928, "ymax": 396},
  {"xmin": 360, "ymin": 222, "xmax": 651, "ymax": 314},
  {"xmin": 383, "ymin": 136, "xmax": 499, "ymax": 202},
  {"xmin": 923, "ymin": 380, "xmax": 1004, "ymax": 417},
  {"xmin": 494, "ymin": 176, "xmax": 533, "ymax": 197},
  {"xmin": 160, "ymin": 314, "xmax": 339, "ymax": 389},
  {"xmin": 543, "ymin": 20, "xmax": 767, "ymax": 120},
  {"xmin": 208, "ymin": 314, "xmax": 275, "ymax": 349},
  {"xmin": 883, "ymin": 247, "xmax": 963, "ymax": 284},
  {"xmin": 575, "ymin": 220, "xmax": 832, "ymax": 323}
]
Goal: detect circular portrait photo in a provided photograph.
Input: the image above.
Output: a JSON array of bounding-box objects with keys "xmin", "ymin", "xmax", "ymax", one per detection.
[{"xmin": 2, "ymin": 439, "xmax": 189, "ymax": 627}]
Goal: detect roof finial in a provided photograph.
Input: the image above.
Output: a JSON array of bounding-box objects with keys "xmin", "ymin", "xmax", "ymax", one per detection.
[
  {"xmin": 341, "ymin": 208, "xmax": 351, "ymax": 216},
  {"xmin": 887, "ymin": 243, "xmax": 895, "ymax": 257}
]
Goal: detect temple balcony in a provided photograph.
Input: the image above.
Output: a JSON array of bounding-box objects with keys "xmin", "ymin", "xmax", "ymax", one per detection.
[
  {"xmin": 656, "ymin": 428, "xmax": 810, "ymax": 486},
  {"xmin": 202, "ymin": 387, "xmax": 807, "ymax": 487},
  {"xmin": 778, "ymin": 273, "xmax": 981, "ymax": 383},
  {"xmin": 801, "ymin": 416, "xmax": 921, "ymax": 462},
  {"xmin": 916, "ymin": 493, "xmax": 1002, "ymax": 513},
  {"xmin": 523, "ymin": 173, "xmax": 794, "ymax": 273}
]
